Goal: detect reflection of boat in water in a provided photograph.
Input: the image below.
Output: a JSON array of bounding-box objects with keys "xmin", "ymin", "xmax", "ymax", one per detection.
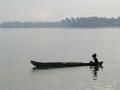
[{"xmin": 31, "ymin": 60, "xmax": 103, "ymax": 69}]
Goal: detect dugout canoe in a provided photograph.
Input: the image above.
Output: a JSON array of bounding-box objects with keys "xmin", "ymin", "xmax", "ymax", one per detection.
[{"xmin": 31, "ymin": 60, "xmax": 103, "ymax": 68}]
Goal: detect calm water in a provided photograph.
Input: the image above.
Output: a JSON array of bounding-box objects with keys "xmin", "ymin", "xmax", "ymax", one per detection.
[{"xmin": 0, "ymin": 28, "xmax": 120, "ymax": 90}]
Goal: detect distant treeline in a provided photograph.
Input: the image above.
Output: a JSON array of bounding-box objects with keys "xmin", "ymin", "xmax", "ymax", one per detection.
[{"xmin": 1, "ymin": 17, "xmax": 120, "ymax": 28}]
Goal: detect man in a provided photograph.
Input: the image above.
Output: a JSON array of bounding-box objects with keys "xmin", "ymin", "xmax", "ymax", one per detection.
[{"xmin": 92, "ymin": 53, "xmax": 99, "ymax": 65}]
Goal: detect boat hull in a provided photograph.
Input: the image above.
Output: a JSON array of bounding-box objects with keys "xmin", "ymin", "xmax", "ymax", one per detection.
[{"xmin": 31, "ymin": 60, "xmax": 103, "ymax": 68}]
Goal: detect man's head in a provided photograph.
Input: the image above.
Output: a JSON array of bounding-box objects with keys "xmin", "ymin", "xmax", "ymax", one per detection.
[{"xmin": 92, "ymin": 53, "xmax": 97, "ymax": 58}]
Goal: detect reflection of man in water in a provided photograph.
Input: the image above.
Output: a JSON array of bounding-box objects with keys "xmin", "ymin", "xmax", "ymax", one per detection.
[
  {"xmin": 89, "ymin": 65, "xmax": 99, "ymax": 80},
  {"xmin": 93, "ymin": 65, "xmax": 99, "ymax": 80},
  {"xmin": 92, "ymin": 53, "xmax": 99, "ymax": 65}
]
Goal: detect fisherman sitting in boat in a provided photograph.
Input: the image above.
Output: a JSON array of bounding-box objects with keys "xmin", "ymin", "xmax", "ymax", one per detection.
[{"xmin": 92, "ymin": 53, "xmax": 99, "ymax": 65}]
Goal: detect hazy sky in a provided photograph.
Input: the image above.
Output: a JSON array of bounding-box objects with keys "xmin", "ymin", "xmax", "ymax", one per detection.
[{"xmin": 0, "ymin": 0, "xmax": 120, "ymax": 22}]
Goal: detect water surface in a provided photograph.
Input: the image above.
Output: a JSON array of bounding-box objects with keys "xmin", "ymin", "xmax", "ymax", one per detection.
[{"xmin": 0, "ymin": 28, "xmax": 120, "ymax": 90}]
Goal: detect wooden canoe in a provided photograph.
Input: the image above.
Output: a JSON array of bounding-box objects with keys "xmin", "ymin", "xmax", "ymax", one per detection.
[{"xmin": 31, "ymin": 60, "xmax": 103, "ymax": 68}]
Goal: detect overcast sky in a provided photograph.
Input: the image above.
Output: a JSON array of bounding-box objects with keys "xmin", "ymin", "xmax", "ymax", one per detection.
[{"xmin": 0, "ymin": 0, "xmax": 120, "ymax": 22}]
